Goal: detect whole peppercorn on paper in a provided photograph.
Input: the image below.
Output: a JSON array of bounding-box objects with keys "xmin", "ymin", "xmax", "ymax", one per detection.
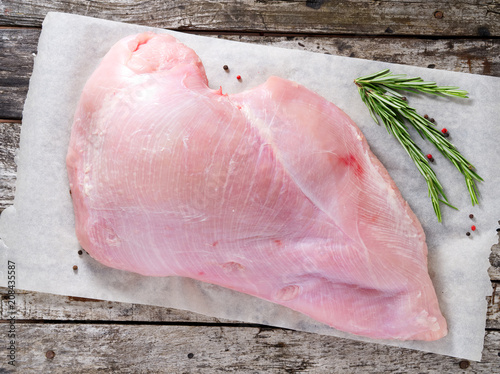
[{"xmin": 1, "ymin": 12, "xmax": 499, "ymax": 361}]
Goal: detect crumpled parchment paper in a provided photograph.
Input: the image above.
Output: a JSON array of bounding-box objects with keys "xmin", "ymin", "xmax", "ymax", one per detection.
[{"xmin": 1, "ymin": 12, "xmax": 499, "ymax": 361}]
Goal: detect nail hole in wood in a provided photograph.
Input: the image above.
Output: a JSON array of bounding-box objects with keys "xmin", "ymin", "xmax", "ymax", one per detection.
[
  {"xmin": 45, "ymin": 350, "xmax": 56, "ymax": 359},
  {"xmin": 459, "ymin": 360, "xmax": 470, "ymax": 369}
]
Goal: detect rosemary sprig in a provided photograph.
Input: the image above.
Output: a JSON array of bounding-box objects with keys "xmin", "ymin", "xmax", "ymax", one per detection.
[
  {"xmin": 355, "ymin": 69, "xmax": 469, "ymax": 98},
  {"xmin": 354, "ymin": 69, "xmax": 482, "ymax": 222}
]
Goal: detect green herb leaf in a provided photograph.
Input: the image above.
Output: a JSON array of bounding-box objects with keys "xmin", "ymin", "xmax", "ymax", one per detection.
[{"xmin": 354, "ymin": 69, "xmax": 481, "ymax": 222}]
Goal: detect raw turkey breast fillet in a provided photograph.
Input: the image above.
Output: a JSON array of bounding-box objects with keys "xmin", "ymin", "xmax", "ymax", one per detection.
[{"xmin": 67, "ymin": 32, "xmax": 447, "ymax": 341}]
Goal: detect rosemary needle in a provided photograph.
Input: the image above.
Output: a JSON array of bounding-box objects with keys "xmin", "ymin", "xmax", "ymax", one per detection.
[{"xmin": 354, "ymin": 69, "xmax": 482, "ymax": 222}]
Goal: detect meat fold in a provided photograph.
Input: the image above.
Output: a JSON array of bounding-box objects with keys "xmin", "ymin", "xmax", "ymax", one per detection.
[{"xmin": 67, "ymin": 32, "xmax": 447, "ymax": 341}]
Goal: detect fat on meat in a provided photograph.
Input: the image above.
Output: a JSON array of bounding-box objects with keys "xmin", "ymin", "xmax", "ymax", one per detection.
[{"xmin": 66, "ymin": 32, "xmax": 447, "ymax": 341}]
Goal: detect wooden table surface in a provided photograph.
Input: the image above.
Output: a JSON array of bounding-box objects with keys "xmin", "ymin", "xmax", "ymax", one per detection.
[{"xmin": 1, "ymin": 1, "xmax": 499, "ymax": 373}]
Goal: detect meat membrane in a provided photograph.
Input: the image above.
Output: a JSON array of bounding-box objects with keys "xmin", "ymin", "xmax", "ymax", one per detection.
[{"xmin": 67, "ymin": 32, "xmax": 447, "ymax": 341}]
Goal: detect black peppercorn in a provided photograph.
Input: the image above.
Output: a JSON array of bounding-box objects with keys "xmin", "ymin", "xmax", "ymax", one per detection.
[{"xmin": 466, "ymin": 232, "xmax": 471, "ymax": 236}]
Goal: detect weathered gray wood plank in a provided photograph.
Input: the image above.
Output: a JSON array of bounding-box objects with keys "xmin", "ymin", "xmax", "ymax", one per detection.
[
  {"xmin": 0, "ymin": 122, "xmax": 20, "ymax": 209},
  {"xmin": 0, "ymin": 29, "xmax": 37, "ymax": 119},
  {"xmin": 0, "ymin": 0, "xmax": 499, "ymax": 36},
  {"xmin": 1, "ymin": 284, "xmax": 499, "ymax": 328},
  {"xmin": 0, "ymin": 287, "xmax": 232, "ymax": 324},
  {"xmin": 232, "ymin": 35, "xmax": 500, "ymax": 77},
  {"xmin": 0, "ymin": 322, "xmax": 498, "ymax": 373},
  {"xmin": 1, "ymin": 28, "xmax": 499, "ymax": 120},
  {"xmin": 490, "ymin": 242, "xmax": 500, "ymax": 281},
  {"xmin": 489, "ymin": 282, "xmax": 500, "ymax": 329}
]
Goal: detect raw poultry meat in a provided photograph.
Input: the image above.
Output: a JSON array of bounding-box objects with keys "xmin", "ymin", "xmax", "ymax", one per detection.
[{"xmin": 66, "ymin": 32, "xmax": 447, "ymax": 341}]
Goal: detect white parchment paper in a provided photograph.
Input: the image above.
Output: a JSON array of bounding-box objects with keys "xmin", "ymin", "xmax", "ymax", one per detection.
[{"xmin": 1, "ymin": 12, "xmax": 499, "ymax": 361}]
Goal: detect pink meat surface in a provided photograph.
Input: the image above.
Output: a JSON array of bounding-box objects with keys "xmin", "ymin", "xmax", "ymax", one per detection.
[{"xmin": 67, "ymin": 32, "xmax": 447, "ymax": 341}]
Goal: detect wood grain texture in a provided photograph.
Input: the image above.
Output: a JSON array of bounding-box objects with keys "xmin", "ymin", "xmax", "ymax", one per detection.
[
  {"xmin": 0, "ymin": 28, "xmax": 499, "ymax": 119},
  {"xmin": 0, "ymin": 287, "xmax": 231, "ymax": 324},
  {"xmin": 229, "ymin": 35, "xmax": 500, "ymax": 77},
  {"xmin": 0, "ymin": 322, "xmax": 498, "ymax": 373},
  {"xmin": 489, "ymin": 282, "xmax": 500, "ymax": 329},
  {"xmin": 1, "ymin": 284, "xmax": 499, "ymax": 329},
  {"xmin": 0, "ymin": 122, "xmax": 20, "ymax": 210},
  {"xmin": 490, "ymin": 242, "xmax": 500, "ymax": 280},
  {"xmin": 0, "ymin": 0, "xmax": 499, "ymax": 36},
  {"xmin": 0, "ymin": 29, "xmax": 37, "ymax": 119}
]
